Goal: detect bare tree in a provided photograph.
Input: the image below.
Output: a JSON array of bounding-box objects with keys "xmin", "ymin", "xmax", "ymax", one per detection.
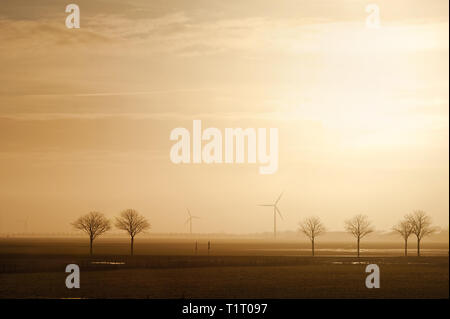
[
  {"xmin": 392, "ymin": 217, "xmax": 413, "ymax": 256},
  {"xmin": 72, "ymin": 211, "xmax": 111, "ymax": 256},
  {"xmin": 408, "ymin": 210, "xmax": 436, "ymax": 256},
  {"xmin": 115, "ymin": 209, "xmax": 151, "ymax": 256},
  {"xmin": 299, "ymin": 217, "xmax": 326, "ymax": 256},
  {"xmin": 344, "ymin": 214, "xmax": 374, "ymax": 257}
]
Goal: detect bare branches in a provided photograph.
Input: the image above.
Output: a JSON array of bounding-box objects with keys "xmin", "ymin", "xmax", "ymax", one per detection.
[
  {"xmin": 393, "ymin": 215, "xmax": 414, "ymax": 256},
  {"xmin": 345, "ymin": 214, "xmax": 374, "ymax": 240},
  {"xmin": 72, "ymin": 211, "xmax": 111, "ymax": 240},
  {"xmin": 299, "ymin": 217, "xmax": 326, "ymax": 241},
  {"xmin": 344, "ymin": 214, "xmax": 374, "ymax": 257},
  {"xmin": 72, "ymin": 211, "xmax": 111, "ymax": 255},
  {"xmin": 406, "ymin": 210, "xmax": 436, "ymax": 257},
  {"xmin": 393, "ymin": 218, "xmax": 413, "ymax": 241},
  {"xmin": 115, "ymin": 209, "xmax": 151, "ymax": 238},
  {"xmin": 298, "ymin": 216, "xmax": 326, "ymax": 256},
  {"xmin": 408, "ymin": 210, "xmax": 436, "ymax": 240},
  {"xmin": 115, "ymin": 209, "xmax": 151, "ymax": 256}
]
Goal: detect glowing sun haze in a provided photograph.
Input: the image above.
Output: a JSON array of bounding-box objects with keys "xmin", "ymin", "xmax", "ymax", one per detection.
[{"xmin": 0, "ymin": 0, "xmax": 448, "ymax": 234}]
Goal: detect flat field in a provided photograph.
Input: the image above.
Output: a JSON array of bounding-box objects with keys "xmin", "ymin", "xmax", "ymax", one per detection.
[{"xmin": 0, "ymin": 238, "xmax": 448, "ymax": 298}]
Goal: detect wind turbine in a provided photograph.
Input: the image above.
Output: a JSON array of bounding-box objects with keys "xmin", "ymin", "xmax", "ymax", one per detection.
[
  {"xmin": 258, "ymin": 192, "xmax": 284, "ymax": 239},
  {"xmin": 185, "ymin": 209, "xmax": 199, "ymax": 235},
  {"xmin": 17, "ymin": 216, "xmax": 29, "ymax": 233}
]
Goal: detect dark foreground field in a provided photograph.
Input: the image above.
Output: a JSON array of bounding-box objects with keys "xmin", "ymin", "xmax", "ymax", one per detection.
[{"xmin": 0, "ymin": 238, "xmax": 448, "ymax": 299}]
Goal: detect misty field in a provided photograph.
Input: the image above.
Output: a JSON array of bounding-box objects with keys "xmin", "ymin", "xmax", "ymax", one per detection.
[{"xmin": 0, "ymin": 238, "xmax": 448, "ymax": 298}]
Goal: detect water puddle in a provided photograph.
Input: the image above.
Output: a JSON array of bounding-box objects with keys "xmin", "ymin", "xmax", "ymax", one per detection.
[{"xmin": 91, "ymin": 261, "xmax": 125, "ymax": 265}]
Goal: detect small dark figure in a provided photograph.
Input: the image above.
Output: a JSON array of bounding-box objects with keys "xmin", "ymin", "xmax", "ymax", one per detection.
[
  {"xmin": 195, "ymin": 241, "xmax": 198, "ymax": 255},
  {"xmin": 207, "ymin": 240, "xmax": 211, "ymax": 256}
]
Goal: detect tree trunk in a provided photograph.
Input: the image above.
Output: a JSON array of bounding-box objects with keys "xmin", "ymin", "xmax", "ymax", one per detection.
[
  {"xmin": 404, "ymin": 238, "xmax": 408, "ymax": 257},
  {"xmin": 131, "ymin": 236, "xmax": 134, "ymax": 256},
  {"xmin": 312, "ymin": 238, "xmax": 315, "ymax": 256},
  {"xmin": 357, "ymin": 237, "xmax": 360, "ymax": 258},
  {"xmin": 273, "ymin": 210, "xmax": 276, "ymax": 239},
  {"xmin": 417, "ymin": 238, "xmax": 420, "ymax": 257},
  {"xmin": 89, "ymin": 237, "xmax": 93, "ymax": 256}
]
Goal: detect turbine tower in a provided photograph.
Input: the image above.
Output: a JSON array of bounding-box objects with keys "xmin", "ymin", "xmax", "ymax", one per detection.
[
  {"xmin": 185, "ymin": 209, "xmax": 199, "ymax": 234},
  {"xmin": 17, "ymin": 216, "xmax": 29, "ymax": 233},
  {"xmin": 259, "ymin": 192, "xmax": 284, "ymax": 239}
]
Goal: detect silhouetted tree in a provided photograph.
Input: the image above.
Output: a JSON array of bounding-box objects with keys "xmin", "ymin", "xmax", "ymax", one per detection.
[
  {"xmin": 299, "ymin": 217, "xmax": 326, "ymax": 256},
  {"xmin": 408, "ymin": 210, "xmax": 436, "ymax": 256},
  {"xmin": 115, "ymin": 209, "xmax": 150, "ymax": 256},
  {"xmin": 72, "ymin": 212, "xmax": 111, "ymax": 256},
  {"xmin": 393, "ymin": 217, "xmax": 413, "ymax": 256},
  {"xmin": 345, "ymin": 214, "xmax": 374, "ymax": 257}
]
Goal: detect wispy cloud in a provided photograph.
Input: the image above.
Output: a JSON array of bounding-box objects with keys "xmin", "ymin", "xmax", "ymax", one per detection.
[
  {"xmin": 2, "ymin": 6, "xmax": 447, "ymax": 57},
  {"xmin": 16, "ymin": 88, "xmax": 217, "ymax": 98},
  {"xmin": 0, "ymin": 111, "xmax": 289, "ymax": 121}
]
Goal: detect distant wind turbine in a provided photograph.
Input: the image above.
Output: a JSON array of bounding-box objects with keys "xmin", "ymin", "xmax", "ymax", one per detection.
[
  {"xmin": 17, "ymin": 216, "xmax": 29, "ymax": 233},
  {"xmin": 185, "ymin": 209, "xmax": 200, "ymax": 234},
  {"xmin": 258, "ymin": 192, "xmax": 284, "ymax": 239}
]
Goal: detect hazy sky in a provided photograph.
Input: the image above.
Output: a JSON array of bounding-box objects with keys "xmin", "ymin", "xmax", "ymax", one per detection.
[{"xmin": 0, "ymin": 0, "xmax": 448, "ymax": 234}]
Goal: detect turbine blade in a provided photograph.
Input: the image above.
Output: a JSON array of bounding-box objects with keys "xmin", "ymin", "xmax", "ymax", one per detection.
[
  {"xmin": 275, "ymin": 206, "xmax": 283, "ymax": 220},
  {"xmin": 275, "ymin": 192, "xmax": 284, "ymax": 205},
  {"xmin": 258, "ymin": 204, "xmax": 273, "ymax": 207}
]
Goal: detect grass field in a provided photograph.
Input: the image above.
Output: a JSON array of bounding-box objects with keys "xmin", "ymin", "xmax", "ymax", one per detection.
[{"xmin": 0, "ymin": 238, "xmax": 448, "ymax": 299}]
